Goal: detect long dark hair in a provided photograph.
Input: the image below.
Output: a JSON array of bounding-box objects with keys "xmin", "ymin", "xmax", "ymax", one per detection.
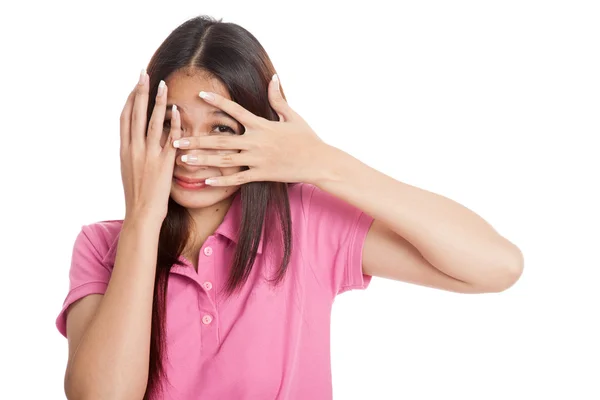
[{"xmin": 143, "ymin": 16, "xmax": 292, "ymax": 399}]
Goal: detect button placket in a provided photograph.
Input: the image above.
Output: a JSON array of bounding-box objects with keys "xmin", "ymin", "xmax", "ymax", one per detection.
[{"xmin": 198, "ymin": 240, "xmax": 218, "ymax": 338}]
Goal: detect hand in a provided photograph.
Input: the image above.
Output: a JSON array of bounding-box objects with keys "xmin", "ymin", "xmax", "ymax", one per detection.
[
  {"xmin": 120, "ymin": 70, "xmax": 181, "ymax": 222},
  {"xmin": 172, "ymin": 75, "xmax": 331, "ymax": 186}
]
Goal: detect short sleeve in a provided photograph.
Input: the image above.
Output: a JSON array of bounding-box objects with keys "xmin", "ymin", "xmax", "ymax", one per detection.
[
  {"xmin": 301, "ymin": 183, "xmax": 375, "ymax": 296},
  {"xmin": 55, "ymin": 224, "xmax": 113, "ymax": 338}
]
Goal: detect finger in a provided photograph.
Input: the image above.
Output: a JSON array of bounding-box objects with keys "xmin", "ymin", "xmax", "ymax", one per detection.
[
  {"xmin": 205, "ymin": 170, "xmax": 257, "ymax": 187},
  {"xmin": 198, "ymin": 91, "xmax": 262, "ymax": 128},
  {"xmin": 163, "ymin": 104, "xmax": 182, "ymax": 156},
  {"xmin": 131, "ymin": 69, "xmax": 149, "ymax": 149},
  {"xmin": 119, "ymin": 88, "xmax": 137, "ymax": 151},
  {"xmin": 147, "ymin": 80, "xmax": 168, "ymax": 146},
  {"xmin": 268, "ymin": 74, "xmax": 296, "ymax": 122},
  {"xmin": 180, "ymin": 152, "xmax": 253, "ymax": 168},
  {"xmin": 173, "ymin": 134, "xmax": 250, "ymax": 151}
]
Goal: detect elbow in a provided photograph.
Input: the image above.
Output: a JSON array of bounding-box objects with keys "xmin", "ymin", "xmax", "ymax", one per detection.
[
  {"xmin": 64, "ymin": 369, "xmax": 147, "ymax": 400},
  {"xmin": 484, "ymin": 245, "xmax": 525, "ymax": 293}
]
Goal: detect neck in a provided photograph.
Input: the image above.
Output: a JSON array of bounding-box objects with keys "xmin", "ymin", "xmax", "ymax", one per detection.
[{"xmin": 184, "ymin": 194, "xmax": 236, "ymax": 260}]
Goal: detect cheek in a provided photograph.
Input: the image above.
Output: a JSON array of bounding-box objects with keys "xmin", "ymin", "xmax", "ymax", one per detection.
[{"xmin": 220, "ymin": 166, "xmax": 243, "ymax": 176}]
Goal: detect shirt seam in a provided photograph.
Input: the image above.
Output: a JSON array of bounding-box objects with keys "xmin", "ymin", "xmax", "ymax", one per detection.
[{"xmin": 82, "ymin": 225, "xmax": 111, "ymax": 270}]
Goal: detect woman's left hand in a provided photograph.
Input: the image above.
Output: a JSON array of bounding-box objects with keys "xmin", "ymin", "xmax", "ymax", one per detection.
[{"xmin": 172, "ymin": 74, "xmax": 332, "ymax": 186}]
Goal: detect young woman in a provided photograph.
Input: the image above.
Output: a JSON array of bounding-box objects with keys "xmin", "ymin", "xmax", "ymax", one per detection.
[{"xmin": 56, "ymin": 15, "xmax": 524, "ymax": 400}]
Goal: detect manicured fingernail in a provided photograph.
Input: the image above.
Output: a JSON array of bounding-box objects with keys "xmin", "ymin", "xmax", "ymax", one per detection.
[
  {"xmin": 138, "ymin": 69, "xmax": 146, "ymax": 85},
  {"xmin": 157, "ymin": 80, "xmax": 166, "ymax": 96},
  {"xmin": 199, "ymin": 91, "xmax": 215, "ymax": 101},
  {"xmin": 173, "ymin": 139, "xmax": 189, "ymax": 148},
  {"xmin": 172, "ymin": 104, "xmax": 177, "ymax": 114},
  {"xmin": 272, "ymin": 74, "xmax": 280, "ymax": 90},
  {"xmin": 205, "ymin": 178, "xmax": 217, "ymax": 185},
  {"xmin": 181, "ymin": 154, "xmax": 197, "ymax": 163}
]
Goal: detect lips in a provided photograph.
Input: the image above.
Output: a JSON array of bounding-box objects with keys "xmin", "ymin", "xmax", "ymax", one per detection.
[{"xmin": 173, "ymin": 175, "xmax": 207, "ymax": 184}]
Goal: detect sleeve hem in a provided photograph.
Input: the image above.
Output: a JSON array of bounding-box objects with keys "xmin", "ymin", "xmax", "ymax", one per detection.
[
  {"xmin": 338, "ymin": 212, "xmax": 375, "ymax": 294},
  {"xmin": 55, "ymin": 281, "xmax": 109, "ymax": 338}
]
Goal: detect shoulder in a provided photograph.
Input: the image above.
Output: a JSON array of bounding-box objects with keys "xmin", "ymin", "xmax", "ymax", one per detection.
[
  {"xmin": 286, "ymin": 182, "xmax": 314, "ymax": 208},
  {"xmin": 287, "ymin": 182, "xmax": 362, "ymax": 222},
  {"xmin": 76, "ymin": 219, "xmax": 123, "ymax": 265},
  {"xmin": 286, "ymin": 182, "xmax": 334, "ymax": 212}
]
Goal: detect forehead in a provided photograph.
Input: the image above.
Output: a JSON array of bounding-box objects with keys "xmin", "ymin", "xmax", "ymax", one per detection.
[{"xmin": 164, "ymin": 68, "xmax": 231, "ymax": 101}]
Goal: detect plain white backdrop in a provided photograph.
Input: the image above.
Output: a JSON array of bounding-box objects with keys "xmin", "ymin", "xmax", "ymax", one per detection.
[{"xmin": 1, "ymin": 0, "xmax": 599, "ymax": 399}]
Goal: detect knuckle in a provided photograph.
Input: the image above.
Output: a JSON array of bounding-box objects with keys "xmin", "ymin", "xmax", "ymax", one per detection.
[
  {"xmin": 235, "ymin": 174, "xmax": 246, "ymax": 184},
  {"xmin": 149, "ymin": 119, "xmax": 161, "ymax": 133},
  {"xmin": 136, "ymin": 83, "xmax": 149, "ymax": 95},
  {"xmin": 215, "ymin": 136, "xmax": 228, "ymax": 149},
  {"xmin": 221, "ymin": 154, "xmax": 233, "ymax": 165}
]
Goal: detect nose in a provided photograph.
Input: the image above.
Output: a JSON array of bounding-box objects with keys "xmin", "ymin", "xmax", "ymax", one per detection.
[
  {"xmin": 175, "ymin": 149, "xmax": 213, "ymax": 171},
  {"xmin": 175, "ymin": 126, "xmax": 221, "ymax": 171}
]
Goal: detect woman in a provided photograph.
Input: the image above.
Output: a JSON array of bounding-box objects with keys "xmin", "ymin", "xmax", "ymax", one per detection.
[{"xmin": 56, "ymin": 15, "xmax": 524, "ymax": 400}]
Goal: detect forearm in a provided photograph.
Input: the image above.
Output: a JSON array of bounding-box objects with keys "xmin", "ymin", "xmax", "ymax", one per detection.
[
  {"xmin": 65, "ymin": 217, "xmax": 162, "ymax": 400},
  {"xmin": 312, "ymin": 145, "xmax": 523, "ymax": 287}
]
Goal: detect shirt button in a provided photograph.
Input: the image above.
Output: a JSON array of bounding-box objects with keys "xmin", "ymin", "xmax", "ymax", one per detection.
[
  {"xmin": 203, "ymin": 281, "xmax": 213, "ymax": 291},
  {"xmin": 203, "ymin": 246, "xmax": 213, "ymax": 256},
  {"xmin": 202, "ymin": 315, "xmax": 213, "ymax": 325}
]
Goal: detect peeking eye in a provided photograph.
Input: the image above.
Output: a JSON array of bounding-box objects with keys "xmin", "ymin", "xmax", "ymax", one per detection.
[{"xmin": 213, "ymin": 124, "xmax": 236, "ymax": 135}]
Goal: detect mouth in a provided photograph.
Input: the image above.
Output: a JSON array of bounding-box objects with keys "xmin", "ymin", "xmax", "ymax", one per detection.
[{"xmin": 173, "ymin": 175, "xmax": 211, "ymax": 190}]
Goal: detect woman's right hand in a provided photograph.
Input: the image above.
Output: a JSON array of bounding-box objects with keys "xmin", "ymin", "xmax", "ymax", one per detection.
[{"xmin": 119, "ymin": 69, "xmax": 181, "ymax": 223}]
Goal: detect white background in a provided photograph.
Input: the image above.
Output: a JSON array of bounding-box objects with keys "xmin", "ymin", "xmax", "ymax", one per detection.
[{"xmin": 1, "ymin": 0, "xmax": 599, "ymax": 399}]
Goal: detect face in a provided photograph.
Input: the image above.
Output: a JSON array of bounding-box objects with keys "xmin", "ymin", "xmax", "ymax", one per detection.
[{"xmin": 163, "ymin": 69, "xmax": 244, "ymax": 210}]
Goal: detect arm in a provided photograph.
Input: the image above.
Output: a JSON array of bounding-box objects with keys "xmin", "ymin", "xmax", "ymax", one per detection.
[
  {"xmin": 179, "ymin": 82, "xmax": 523, "ymax": 293},
  {"xmin": 64, "ymin": 217, "xmax": 161, "ymax": 400},
  {"xmin": 312, "ymin": 145, "xmax": 524, "ymax": 293}
]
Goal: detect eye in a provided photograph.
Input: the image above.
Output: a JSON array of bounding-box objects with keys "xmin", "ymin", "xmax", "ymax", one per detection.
[{"xmin": 212, "ymin": 124, "xmax": 236, "ymax": 135}]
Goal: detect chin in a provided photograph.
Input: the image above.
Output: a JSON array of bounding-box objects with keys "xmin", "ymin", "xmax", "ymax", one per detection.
[{"xmin": 170, "ymin": 184, "xmax": 238, "ymax": 210}]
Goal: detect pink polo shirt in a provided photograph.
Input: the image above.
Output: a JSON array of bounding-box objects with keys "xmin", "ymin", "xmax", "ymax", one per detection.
[{"xmin": 56, "ymin": 182, "xmax": 374, "ymax": 399}]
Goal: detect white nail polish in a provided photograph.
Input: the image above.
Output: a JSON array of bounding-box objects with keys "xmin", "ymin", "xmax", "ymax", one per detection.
[
  {"xmin": 157, "ymin": 80, "xmax": 166, "ymax": 96},
  {"xmin": 199, "ymin": 91, "xmax": 215, "ymax": 101}
]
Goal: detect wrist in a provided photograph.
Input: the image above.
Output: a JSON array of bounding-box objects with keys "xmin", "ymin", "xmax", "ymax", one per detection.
[
  {"xmin": 308, "ymin": 144, "xmax": 349, "ymax": 188},
  {"xmin": 123, "ymin": 212, "xmax": 164, "ymax": 232}
]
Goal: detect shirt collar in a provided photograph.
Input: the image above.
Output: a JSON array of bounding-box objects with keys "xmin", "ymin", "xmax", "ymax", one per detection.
[{"xmin": 215, "ymin": 191, "xmax": 264, "ymax": 254}]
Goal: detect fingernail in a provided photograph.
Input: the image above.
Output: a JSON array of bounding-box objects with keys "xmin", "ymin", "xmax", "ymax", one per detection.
[
  {"xmin": 138, "ymin": 69, "xmax": 146, "ymax": 85},
  {"xmin": 272, "ymin": 74, "xmax": 280, "ymax": 91},
  {"xmin": 181, "ymin": 154, "xmax": 197, "ymax": 163},
  {"xmin": 205, "ymin": 178, "xmax": 217, "ymax": 185},
  {"xmin": 199, "ymin": 91, "xmax": 215, "ymax": 101},
  {"xmin": 157, "ymin": 80, "xmax": 166, "ymax": 96},
  {"xmin": 173, "ymin": 139, "xmax": 189, "ymax": 148}
]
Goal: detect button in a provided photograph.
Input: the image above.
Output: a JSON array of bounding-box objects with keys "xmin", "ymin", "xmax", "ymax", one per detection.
[
  {"xmin": 203, "ymin": 246, "xmax": 213, "ymax": 256},
  {"xmin": 202, "ymin": 315, "xmax": 213, "ymax": 325},
  {"xmin": 203, "ymin": 281, "xmax": 213, "ymax": 291}
]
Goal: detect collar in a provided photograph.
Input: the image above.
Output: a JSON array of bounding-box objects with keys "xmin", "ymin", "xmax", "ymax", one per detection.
[
  {"xmin": 104, "ymin": 192, "xmax": 264, "ymax": 267},
  {"xmin": 214, "ymin": 191, "xmax": 264, "ymax": 254}
]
